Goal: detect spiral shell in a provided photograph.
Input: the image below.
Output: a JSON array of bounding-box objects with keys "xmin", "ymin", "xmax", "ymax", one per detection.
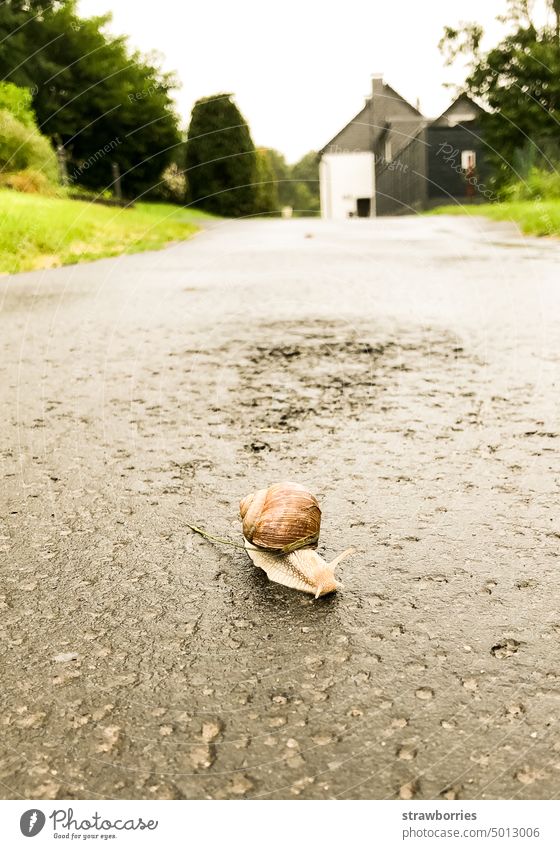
[{"xmin": 239, "ymin": 481, "xmax": 321, "ymax": 553}]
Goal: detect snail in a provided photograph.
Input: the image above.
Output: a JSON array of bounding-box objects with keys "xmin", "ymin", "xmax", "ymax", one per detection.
[{"xmin": 240, "ymin": 481, "xmax": 353, "ymax": 598}]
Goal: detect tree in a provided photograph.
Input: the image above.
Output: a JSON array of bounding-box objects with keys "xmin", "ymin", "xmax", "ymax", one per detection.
[
  {"xmin": 185, "ymin": 94, "xmax": 257, "ymax": 216},
  {"xmin": 265, "ymin": 149, "xmax": 292, "ymax": 208},
  {"xmin": 291, "ymin": 151, "xmax": 320, "ymax": 214},
  {"xmin": 0, "ymin": 0, "xmax": 181, "ymax": 197},
  {"xmin": 440, "ymin": 0, "xmax": 560, "ymax": 188},
  {"xmin": 266, "ymin": 149, "xmax": 320, "ymax": 215},
  {"xmin": 254, "ymin": 148, "xmax": 279, "ymax": 215}
]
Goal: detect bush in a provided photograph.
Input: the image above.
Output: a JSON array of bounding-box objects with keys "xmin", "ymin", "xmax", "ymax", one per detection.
[
  {"xmin": 505, "ymin": 166, "xmax": 560, "ymax": 201},
  {"xmin": 155, "ymin": 162, "xmax": 187, "ymax": 204},
  {"xmin": 0, "ymin": 81, "xmax": 36, "ymax": 127},
  {"xmin": 0, "ymin": 168, "xmax": 57, "ymax": 195},
  {"xmin": 0, "ymin": 97, "xmax": 58, "ymax": 186}
]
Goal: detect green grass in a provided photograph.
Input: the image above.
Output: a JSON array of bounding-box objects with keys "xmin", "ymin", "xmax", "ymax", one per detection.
[
  {"xmin": 0, "ymin": 190, "xmax": 213, "ymax": 274},
  {"xmin": 430, "ymin": 199, "xmax": 560, "ymax": 237}
]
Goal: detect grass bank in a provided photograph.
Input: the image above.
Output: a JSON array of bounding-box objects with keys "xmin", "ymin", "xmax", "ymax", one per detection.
[
  {"xmin": 0, "ymin": 190, "xmax": 212, "ymax": 274},
  {"xmin": 430, "ymin": 199, "xmax": 560, "ymax": 237}
]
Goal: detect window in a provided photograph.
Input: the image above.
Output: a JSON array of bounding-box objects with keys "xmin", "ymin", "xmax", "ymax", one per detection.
[
  {"xmin": 384, "ymin": 139, "xmax": 393, "ymax": 163},
  {"xmin": 461, "ymin": 150, "xmax": 476, "ymax": 170}
]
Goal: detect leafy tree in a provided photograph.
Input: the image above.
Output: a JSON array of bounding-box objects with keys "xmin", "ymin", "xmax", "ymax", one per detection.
[
  {"xmin": 185, "ymin": 94, "xmax": 257, "ymax": 216},
  {"xmin": 440, "ymin": 0, "xmax": 560, "ymax": 188},
  {"xmin": 266, "ymin": 149, "xmax": 320, "ymax": 215},
  {"xmin": 0, "ymin": 0, "xmax": 181, "ymax": 197},
  {"xmin": 291, "ymin": 151, "xmax": 320, "ymax": 214},
  {"xmin": 254, "ymin": 148, "xmax": 279, "ymax": 215},
  {"xmin": 289, "ymin": 182, "xmax": 320, "ymax": 215},
  {"xmin": 265, "ymin": 149, "xmax": 292, "ymax": 207}
]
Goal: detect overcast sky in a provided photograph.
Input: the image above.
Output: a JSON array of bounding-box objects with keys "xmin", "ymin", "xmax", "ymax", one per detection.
[{"xmin": 79, "ymin": 0, "xmax": 550, "ymax": 162}]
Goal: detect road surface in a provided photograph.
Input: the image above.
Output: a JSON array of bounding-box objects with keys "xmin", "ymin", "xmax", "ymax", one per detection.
[{"xmin": 1, "ymin": 216, "xmax": 560, "ymax": 800}]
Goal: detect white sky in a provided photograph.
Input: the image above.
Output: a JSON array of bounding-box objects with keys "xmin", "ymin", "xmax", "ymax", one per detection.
[{"xmin": 79, "ymin": 0, "xmax": 551, "ymax": 162}]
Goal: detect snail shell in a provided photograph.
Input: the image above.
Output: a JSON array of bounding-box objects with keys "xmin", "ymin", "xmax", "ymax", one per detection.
[
  {"xmin": 240, "ymin": 481, "xmax": 353, "ymax": 597},
  {"xmin": 239, "ymin": 481, "xmax": 321, "ymax": 553}
]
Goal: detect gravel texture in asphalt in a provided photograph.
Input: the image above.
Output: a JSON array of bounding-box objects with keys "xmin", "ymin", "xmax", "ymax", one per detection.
[{"xmin": 1, "ymin": 216, "xmax": 560, "ymax": 800}]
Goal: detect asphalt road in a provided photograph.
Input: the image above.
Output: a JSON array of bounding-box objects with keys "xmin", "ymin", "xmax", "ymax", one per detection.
[{"xmin": 1, "ymin": 216, "xmax": 560, "ymax": 801}]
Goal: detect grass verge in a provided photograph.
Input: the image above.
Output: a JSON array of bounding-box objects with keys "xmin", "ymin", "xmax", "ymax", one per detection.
[
  {"xmin": 429, "ymin": 200, "xmax": 560, "ymax": 237},
  {"xmin": 0, "ymin": 190, "xmax": 212, "ymax": 274}
]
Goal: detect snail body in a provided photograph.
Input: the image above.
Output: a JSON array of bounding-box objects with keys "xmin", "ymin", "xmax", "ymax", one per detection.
[
  {"xmin": 244, "ymin": 540, "xmax": 353, "ymax": 598},
  {"xmin": 240, "ymin": 481, "xmax": 353, "ymax": 597}
]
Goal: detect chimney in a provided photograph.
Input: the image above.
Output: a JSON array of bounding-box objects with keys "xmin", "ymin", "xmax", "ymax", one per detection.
[{"xmin": 371, "ymin": 73, "xmax": 385, "ymax": 132}]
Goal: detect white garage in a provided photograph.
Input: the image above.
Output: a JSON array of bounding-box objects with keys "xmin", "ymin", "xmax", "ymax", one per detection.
[{"xmin": 319, "ymin": 151, "xmax": 375, "ymax": 219}]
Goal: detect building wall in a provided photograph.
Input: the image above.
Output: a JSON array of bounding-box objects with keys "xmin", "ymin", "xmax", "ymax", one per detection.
[
  {"xmin": 319, "ymin": 152, "xmax": 375, "ymax": 219},
  {"xmin": 375, "ymin": 131, "xmax": 428, "ymax": 216},
  {"xmin": 427, "ymin": 122, "xmax": 489, "ymax": 203}
]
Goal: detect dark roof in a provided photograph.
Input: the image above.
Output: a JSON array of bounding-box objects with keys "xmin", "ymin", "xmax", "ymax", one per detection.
[
  {"xmin": 319, "ymin": 101, "xmax": 373, "ymax": 155},
  {"xmin": 319, "ymin": 86, "xmax": 488, "ymax": 158},
  {"xmin": 383, "ymin": 84, "xmax": 423, "ymax": 118},
  {"xmin": 319, "ymin": 82, "xmax": 423, "ymax": 156},
  {"xmin": 429, "ymin": 93, "xmax": 486, "ymax": 128}
]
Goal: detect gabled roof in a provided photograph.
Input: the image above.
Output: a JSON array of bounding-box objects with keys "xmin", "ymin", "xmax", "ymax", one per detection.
[
  {"xmin": 319, "ymin": 82, "xmax": 490, "ymax": 158},
  {"xmin": 319, "ymin": 100, "xmax": 373, "ymax": 155},
  {"xmin": 430, "ymin": 93, "xmax": 486, "ymax": 128},
  {"xmin": 383, "ymin": 84, "xmax": 423, "ymax": 119},
  {"xmin": 319, "ymin": 82, "xmax": 423, "ymax": 156}
]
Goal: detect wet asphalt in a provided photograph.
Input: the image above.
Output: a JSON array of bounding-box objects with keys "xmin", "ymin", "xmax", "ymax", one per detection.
[{"xmin": 1, "ymin": 215, "xmax": 560, "ymax": 800}]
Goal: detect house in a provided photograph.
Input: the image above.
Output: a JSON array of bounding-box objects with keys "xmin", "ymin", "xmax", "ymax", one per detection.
[
  {"xmin": 319, "ymin": 75, "xmax": 488, "ymax": 218},
  {"xmin": 426, "ymin": 93, "xmax": 489, "ymax": 207}
]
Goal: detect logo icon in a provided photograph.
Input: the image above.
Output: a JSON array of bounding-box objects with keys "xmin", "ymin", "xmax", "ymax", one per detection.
[{"xmin": 20, "ymin": 810, "xmax": 46, "ymax": 837}]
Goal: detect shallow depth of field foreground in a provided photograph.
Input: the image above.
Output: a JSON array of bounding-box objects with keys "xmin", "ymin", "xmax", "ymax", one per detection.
[{"xmin": 1, "ymin": 216, "xmax": 559, "ymax": 800}]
